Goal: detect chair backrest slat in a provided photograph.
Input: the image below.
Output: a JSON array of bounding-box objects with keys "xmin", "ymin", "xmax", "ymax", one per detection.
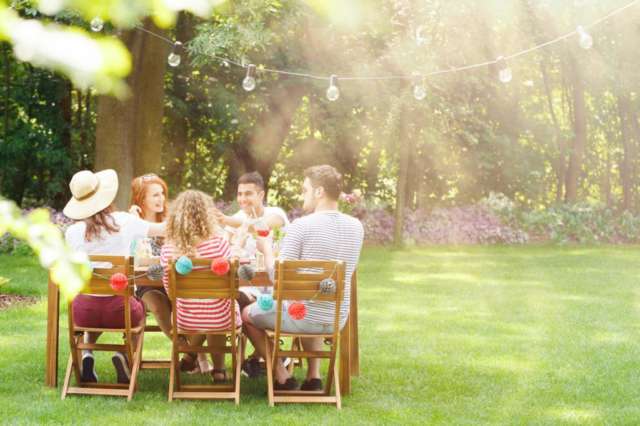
[
  {"xmin": 169, "ymin": 258, "xmax": 238, "ymax": 300},
  {"xmin": 275, "ymin": 260, "xmax": 344, "ymax": 302},
  {"xmin": 82, "ymin": 255, "xmax": 130, "ymax": 296}
]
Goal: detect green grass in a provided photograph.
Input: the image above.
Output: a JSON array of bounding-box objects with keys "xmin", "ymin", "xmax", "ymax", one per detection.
[{"xmin": 2, "ymin": 246, "xmax": 640, "ymax": 424}]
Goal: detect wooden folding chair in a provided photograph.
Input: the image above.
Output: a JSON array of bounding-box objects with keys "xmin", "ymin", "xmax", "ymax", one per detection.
[
  {"xmin": 265, "ymin": 259, "xmax": 346, "ymax": 409},
  {"xmin": 61, "ymin": 255, "xmax": 145, "ymax": 401},
  {"xmin": 167, "ymin": 258, "xmax": 242, "ymax": 403}
]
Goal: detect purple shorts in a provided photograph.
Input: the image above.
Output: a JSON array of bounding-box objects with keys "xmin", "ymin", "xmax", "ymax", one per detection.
[{"xmin": 72, "ymin": 295, "xmax": 145, "ymax": 328}]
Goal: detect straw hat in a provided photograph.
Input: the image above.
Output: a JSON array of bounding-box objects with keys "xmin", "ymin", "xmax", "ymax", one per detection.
[{"xmin": 63, "ymin": 169, "xmax": 119, "ymax": 220}]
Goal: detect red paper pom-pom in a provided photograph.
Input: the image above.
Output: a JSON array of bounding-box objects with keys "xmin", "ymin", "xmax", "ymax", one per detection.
[
  {"xmin": 256, "ymin": 228, "xmax": 270, "ymax": 237},
  {"xmin": 110, "ymin": 272, "xmax": 128, "ymax": 291},
  {"xmin": 288, "ymin": 302, "xmax": 306, "ymax": 320},
  {"xmin": 211, "ymin": 258, "xmax": 230, "ymax": 276}
]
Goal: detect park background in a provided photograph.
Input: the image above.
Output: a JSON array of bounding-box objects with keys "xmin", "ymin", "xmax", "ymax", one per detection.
[{"xmin": 2, "ymin": 1, "xmax": 640, "ymax": 424}]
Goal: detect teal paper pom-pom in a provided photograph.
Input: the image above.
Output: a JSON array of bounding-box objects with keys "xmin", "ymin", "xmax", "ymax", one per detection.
[
  {"xmin": 175, "ymin": 256, "xmax": 193, "ymax": 275},
  {"xmin": 257, "ymin": 293, "xmax": 274, "ymax": 311}
]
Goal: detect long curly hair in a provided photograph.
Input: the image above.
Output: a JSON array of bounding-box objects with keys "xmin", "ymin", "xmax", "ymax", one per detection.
[
  {"xmin": 130, "ymin": 174, "xmax": 169, "ymax": 223},
  {"xmin": 167, "ymin": 190, "xmax": 217, "ymax": 256}
]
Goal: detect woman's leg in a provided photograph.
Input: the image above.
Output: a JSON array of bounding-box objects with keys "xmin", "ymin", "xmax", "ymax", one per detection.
[
  {"xmin": 140, "ymin": 290, "xmax": 172, "ymax": 338},
  {"xmin": 206, "ymin": 335, "xmax": 226, "ymax": 380},
  {"xmin": 187, "ymin": 334, "xmax": 211, "ymax": 373}
]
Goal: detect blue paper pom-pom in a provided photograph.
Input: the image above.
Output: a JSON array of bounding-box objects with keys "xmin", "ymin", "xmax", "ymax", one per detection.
[
  {"xmin": 257, "ymin": 293, "xmax": 274, "ymax": 311},
  {"xmin": 175, "ymin": 256, "xmax": 193, "ymax": 275}
]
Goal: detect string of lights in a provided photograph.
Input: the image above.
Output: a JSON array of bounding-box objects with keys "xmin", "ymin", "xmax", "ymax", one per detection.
[{"xmin": 89, "ymin": 0, "xmax": 639, "ymax": 102}]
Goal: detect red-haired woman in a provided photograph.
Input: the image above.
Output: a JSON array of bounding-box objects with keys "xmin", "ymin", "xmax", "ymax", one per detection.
[{"xmin": 129, "ymin": 174, "xmax": 172, "ymax": 339}]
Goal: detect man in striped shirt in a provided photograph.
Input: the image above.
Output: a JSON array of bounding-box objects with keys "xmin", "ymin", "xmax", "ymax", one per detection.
[{"xmin": 242, "ymin": 165, "xmax": 364, "ymax": 391}]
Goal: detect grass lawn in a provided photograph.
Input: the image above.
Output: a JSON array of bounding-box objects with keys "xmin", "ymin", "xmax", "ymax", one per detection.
[{"xmin": 2, "ymin": 246, "xmax": 640, "ymax": 424}]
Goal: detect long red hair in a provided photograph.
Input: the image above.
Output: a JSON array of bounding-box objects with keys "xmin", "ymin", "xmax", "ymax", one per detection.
[{"xmin": 130, "ymin": 174, "xmax": 169, "ymax": 223}]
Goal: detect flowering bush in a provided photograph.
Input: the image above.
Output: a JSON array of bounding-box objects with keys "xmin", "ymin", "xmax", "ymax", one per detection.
[
  {"xmin": 403, "ymin": 205, "xmax": 528, "ymax": 245},
  {"xmin": 482, "ymin": 193, "xmax": 640, "ymax": 244},
  {"xmin": 338, "ymin": 190, "xmax": 363, "ymax": 215},
  {"xmin": 1, "ymin": 207, "xmax": 73, "ymax": 254},
  {"xmin": 520, "ymin": 203, "xmax": 638, "ymax": 243}
]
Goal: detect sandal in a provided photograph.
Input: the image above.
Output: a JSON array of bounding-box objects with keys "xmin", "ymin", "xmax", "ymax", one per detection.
[{"xmin": 212, "ymin": 368, "xmax": 228, "ymax": 383}]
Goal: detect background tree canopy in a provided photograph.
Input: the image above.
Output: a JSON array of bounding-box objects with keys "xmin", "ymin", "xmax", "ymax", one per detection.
[{"xmin": 2, "ymin": 0, "xmax": 640, "ymax": 220}]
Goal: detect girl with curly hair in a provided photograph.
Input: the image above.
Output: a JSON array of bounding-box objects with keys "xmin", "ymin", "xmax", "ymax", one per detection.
[{"xmin": 160, "ymin": 190, "xmax": 240, "ymax": 381}]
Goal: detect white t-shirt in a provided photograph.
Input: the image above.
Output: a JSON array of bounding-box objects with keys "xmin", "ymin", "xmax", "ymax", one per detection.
[
  {"xmin": 227, "ymin": 206, "xmax": 289, "ymax": 297},
  {"xmin": 65, "ymin": 211, "xmax": 151, "ymax": 257},
  {"xmin": 226, "ymin": 206, "xmax": 289, "ymax": 255}
]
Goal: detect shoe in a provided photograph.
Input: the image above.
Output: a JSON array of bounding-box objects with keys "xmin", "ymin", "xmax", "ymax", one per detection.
[
  {"xmin": 241, "ymin": 357, "xmax": 265, "ymax": 378},
  {"xmin": 112, "ymin": 352, "xmax": 131, "ymax": 384},
  {"xmin": 300, "ymin": 378, "xmax": 323, "ymax": 391},
  {"xmin": 274, "ymin": 377, "xmax": 299, "ymax": 391},
  {"xmin": 81, "ymin": 353, "xmax": 98, "ymax": 383},
  {"xmin": 179, "ymin": 353, "xmax": 197, "ymax": 373}
]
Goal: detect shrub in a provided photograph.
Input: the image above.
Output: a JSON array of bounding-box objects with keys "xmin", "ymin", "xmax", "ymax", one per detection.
[{"xmin": 1, "ymin": 207, "xmax": 72, "ymax": 255}]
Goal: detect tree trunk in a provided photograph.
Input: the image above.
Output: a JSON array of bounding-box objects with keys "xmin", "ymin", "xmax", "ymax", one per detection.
[
  {"xmin": 539, "ymin": 60, "xmax": 566, "ymax": 203},
  {"xmin": 617, "ymin": 94, "xmax": 633, "ymax": 210},
  {"xmin": 564, "ymin": 54, "xmax": 587, "ymax": 203},
  {"xmin": 53, "ymin": 80, "xmax": 73, "ymax": 208},
  {"xmin": 394, "ymin": 104, "xmax": 409, "ymax": 246},
  {"xmin": 3, "ymin": 43, "xmax": 10, "ymax": 141},
  {"xmin": 222, "ymin": 142, "xmax": 253, "ymax": 200},
  {"xmin": 247, "ymin": 84, "xmax": 306, "ymax": 196},
  {"xmin": 95, "ymin": 20, "xmax": 168, "ymax": 209}
]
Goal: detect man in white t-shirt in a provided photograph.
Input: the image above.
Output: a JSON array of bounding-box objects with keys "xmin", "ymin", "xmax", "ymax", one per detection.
[{"xmin": 215, "ymin": 171, "xmax": 289, "ymax": 306}]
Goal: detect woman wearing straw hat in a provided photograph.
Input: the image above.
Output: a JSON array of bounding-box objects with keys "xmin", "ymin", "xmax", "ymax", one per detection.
[{"xmin": 63, "ymin": 169, "xmax": 165, "ymax": 384}]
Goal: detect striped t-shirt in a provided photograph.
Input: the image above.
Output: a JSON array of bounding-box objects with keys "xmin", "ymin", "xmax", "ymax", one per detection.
[
  {"xmin": 161, "ymin": 237, "xmax": 241, "ymax": 331},
  {"xmin": 279, "ymin": 210, "xmax": 364, "ymax": 328}
]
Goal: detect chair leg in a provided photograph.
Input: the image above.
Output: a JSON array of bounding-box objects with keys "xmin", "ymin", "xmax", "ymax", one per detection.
[
  {"xmin": 61, "ymin": 353, "xmax": 74, "ymax": 400},
  {"xmin": 264, "ymin": 334, "xmax": 275, "ymax": 407},
  {"xmin": 127, "ymin": 332, "xmax": 144, "ymax": 401},
  {"xmin": 70, "ymin": 334, "xmax": 82, "ymax": 385},
  {"xmin": 333, "ymin": 362, "xmax": 341, "ymax": 410},
  {"xmin": 168, "ymin": 348, "xmax": 176, "ymax": 402},
  {"xmin": 325, "ymin": 334, "xmax": 341, "ymax": 397},
  {"xmin": 234, "ymin": 337, "xmax": 242, "ymax": 405}
]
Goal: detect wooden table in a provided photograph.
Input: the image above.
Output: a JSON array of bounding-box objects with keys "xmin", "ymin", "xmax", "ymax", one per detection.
[{"xmin": 45, "ymin": 270, "xmax": 360, "ymax": 394}]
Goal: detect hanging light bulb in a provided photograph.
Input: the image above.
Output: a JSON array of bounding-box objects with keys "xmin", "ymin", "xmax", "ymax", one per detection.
[
  {"xmin": 412, "ymin": 73, "xmax": 427, "ymax": 100},
  {"xmin": 326, "ymin": 75, "xmax": 340, "ymax": 101},
  {"xmin": 496, "ymin": 56, "xmax": 512, "ymax": 84},
  {"xmin": 90, "ymin": 17, "xmax": 104, "ymax": 32},
  {"xmin": 415, "ymin": 26, "xmax": 428, "ymax": 46},
  {"xmin": 576, "ymin": 25, "xmax": 593, "ymax": 50},
  {"xmin": 242, "ymin": 64, "xmax": 256, "ymax": 91},
  {"xmin": 167, "ymin": 41, "xmax": 182, "ymax": 67}
]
